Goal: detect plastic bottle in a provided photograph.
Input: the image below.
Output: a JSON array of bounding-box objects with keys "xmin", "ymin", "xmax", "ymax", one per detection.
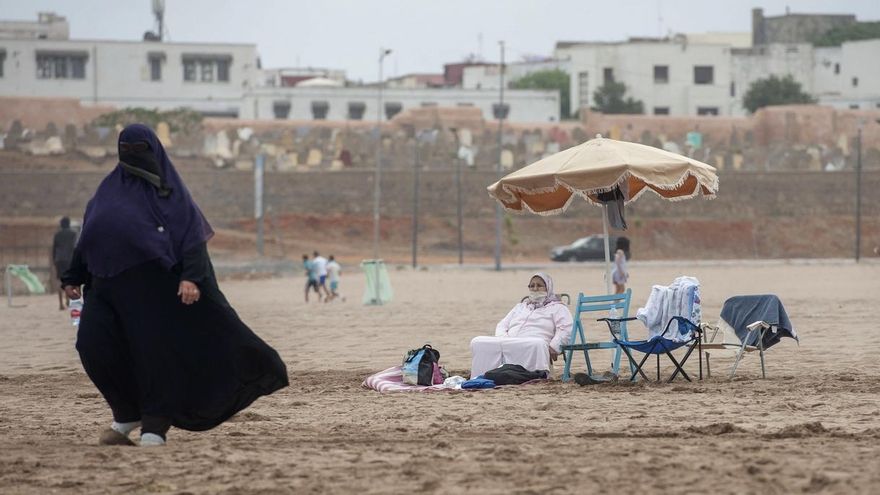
[{"xmin": 69, "ymin": 298, "xmax": 83, "ymax": 327}]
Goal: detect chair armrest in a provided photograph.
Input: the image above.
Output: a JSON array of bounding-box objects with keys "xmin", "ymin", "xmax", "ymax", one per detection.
[
  {"xmin": 661, "ymin": 316, "xmax": 702, "ymax": 340},
  {"xmin": 597, "ymin": 317, "xmax": 637, "ymax": 340}
]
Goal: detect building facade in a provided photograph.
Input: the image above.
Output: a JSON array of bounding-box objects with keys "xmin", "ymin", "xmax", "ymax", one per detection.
[
  {"xmin": 556, "ymin": 38, "xmax": 736, "ymax": 116},
  {"xmin": 242, "ymin": 86, "xmax": 560, "ymax": 123},
  {"xmin": 0, "ymin": 37, "xmax": 259, "ymax": 117}
]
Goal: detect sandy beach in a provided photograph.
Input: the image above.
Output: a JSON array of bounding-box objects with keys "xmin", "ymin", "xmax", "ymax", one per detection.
[{"xmin": 1, "ymin": 260, "xmax": 879, "ymax": 494}]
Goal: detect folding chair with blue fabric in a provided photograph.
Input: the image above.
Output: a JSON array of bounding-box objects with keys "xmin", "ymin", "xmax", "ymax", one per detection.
[
  {"xmin": 700, "ymin": 294, "xmax": 798, "ymax": 378},
  {"xmin": 600, "ymin": 316, "xmax": 703, "ymax": 382},
  {"xmin": 561, "ymin": 289, "xmax": 632, "ymax": 382}
]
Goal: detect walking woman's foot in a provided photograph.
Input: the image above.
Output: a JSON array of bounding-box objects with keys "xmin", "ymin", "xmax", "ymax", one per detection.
[
  {"xmin": 98, "ymin": 428, "xmax": 136, "ymax": 446},
  {"xmin": 139, "ymin": 433, "xmax": 166, "ymax": 446},
  {"xmin": 98, "ymin": 420, "xmax": 140, "ymax": 446}
]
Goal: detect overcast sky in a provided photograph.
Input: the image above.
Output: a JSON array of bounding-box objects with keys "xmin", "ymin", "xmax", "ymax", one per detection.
[{"xmin": 2, "ymin": 0, "xmax": 879, "ymax": 81}]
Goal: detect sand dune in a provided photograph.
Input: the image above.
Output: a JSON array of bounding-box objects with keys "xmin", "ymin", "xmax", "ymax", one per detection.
[{"xmin": 1, "ymin": 260, "xmax": 878, "ymax": 494}]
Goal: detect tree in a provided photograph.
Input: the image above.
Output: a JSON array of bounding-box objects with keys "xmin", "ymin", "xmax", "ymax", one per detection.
[
  {"xmin": 742, "ymin": 75, "xmax": 816, "ymax": 114},
  {"xmin": 812, "ymin": 21, "xmax": 880, "ymax": 47},
  {"xmin": 510, "ymin": 69, "xmax": 570, "ymax": 119},
  {"xmin": 591, "ymin": 82, "xmax": 644, "ymax": 114}
]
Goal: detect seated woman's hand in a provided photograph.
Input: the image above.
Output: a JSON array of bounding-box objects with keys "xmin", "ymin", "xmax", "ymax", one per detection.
[{"xmin": 549, "ymin": 347, "xmax": 560, "ymax": 362}]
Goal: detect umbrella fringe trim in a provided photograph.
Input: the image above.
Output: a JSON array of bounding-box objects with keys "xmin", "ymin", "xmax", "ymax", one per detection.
[{"xmin": 493, "ymin": 170, "xmax": 718, "ymax": 212}]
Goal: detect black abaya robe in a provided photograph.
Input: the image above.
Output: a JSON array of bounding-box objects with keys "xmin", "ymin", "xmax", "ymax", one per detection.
[{"xmin": 62, "ymin": 243, "xmax": 288, "ymax": 431}]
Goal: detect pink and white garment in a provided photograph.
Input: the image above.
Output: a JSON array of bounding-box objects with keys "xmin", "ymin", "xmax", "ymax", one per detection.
[{"xmin": 470, "ymin": 274, "xmax": 573, "ymax": 378}]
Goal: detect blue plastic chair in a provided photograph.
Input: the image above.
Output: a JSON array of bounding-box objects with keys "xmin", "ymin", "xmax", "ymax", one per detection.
[
  {"xmin": 561, "ymin": 289, "xmax": 632, "ymax": 382},
  {"xmin": 600, "ymin": 316, "xmax": 703, "ymax": 383}
]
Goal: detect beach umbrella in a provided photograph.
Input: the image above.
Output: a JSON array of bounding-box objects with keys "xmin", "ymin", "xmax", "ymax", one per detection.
[{"xmin": 487, "ymin": 135, "xmax": 719, "ymax": 293}]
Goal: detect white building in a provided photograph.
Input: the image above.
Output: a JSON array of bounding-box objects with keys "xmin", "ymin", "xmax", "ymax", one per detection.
[
  {"xmin": 0, "ymin": 11, "xmax": 68, "ymax": 40},
  {"xmin": 557, "ymin": 34, "xmax": 880, "ymax": 116},
  {"xmin": 813, "ymin": 39, "xmax": 880, "ymax": 110},
  {"xmin": 0, "ymin": 37, "xmax": 259, "ymax": 117},
  {"xmin": 556, "ymin": 37, "xmax": 735, "ymax": 116},
  {"xmin": 242, "ymin": 86, "xmax": 560, "ymax": 123},
  {"xmin": 462, "ymin": 58, "xmax": 570, "ymax": 90}
]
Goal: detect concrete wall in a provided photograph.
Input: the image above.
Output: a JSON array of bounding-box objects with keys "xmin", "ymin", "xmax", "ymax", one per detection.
[{"xmin": 0, "ymin": 38, "xmax": 259, "ymax": 115}]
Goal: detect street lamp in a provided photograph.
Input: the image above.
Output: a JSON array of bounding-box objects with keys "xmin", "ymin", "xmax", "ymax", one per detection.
[{"xmin": 371, "ymin": 47, "xmax": 392, "ymax": 305}]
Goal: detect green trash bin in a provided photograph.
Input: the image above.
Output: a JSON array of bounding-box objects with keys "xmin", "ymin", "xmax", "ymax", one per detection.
[{"xmin": 361, "ymin": 259, "xmax": 393, "ymax": 305}]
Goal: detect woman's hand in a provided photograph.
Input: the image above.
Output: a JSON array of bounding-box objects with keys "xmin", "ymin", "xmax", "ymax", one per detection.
[
  {"xmin": 178, "ymin": 280, "xmax": 201, "ymax": 305},
  {"xmin": 63, "ymin": 285, "xmax": 81, "ymax": 300},
  {"xmin": 549, "ymin": 347, "xmax": 560, "ymax": 362}
]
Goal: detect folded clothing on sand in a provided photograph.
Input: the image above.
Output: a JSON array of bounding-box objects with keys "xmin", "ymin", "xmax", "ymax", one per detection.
[{"xmin": 483, "ymin": 364, "xmax": 548, "ymax": 385}]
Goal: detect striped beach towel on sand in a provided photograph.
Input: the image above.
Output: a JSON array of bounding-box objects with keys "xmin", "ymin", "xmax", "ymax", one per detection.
[{"xmin": 363, "ymin": 366, "xmax": 447, "ymax": 393}]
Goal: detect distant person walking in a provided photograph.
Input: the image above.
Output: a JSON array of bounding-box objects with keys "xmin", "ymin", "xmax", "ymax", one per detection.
[
  {"xmin": 325, "ymin": 255, "xmax": 342, "ymax": 302},
  {"xmin": 52, "ymin": 216, "xmax": 78, "ymax": 310},
  {"xmin": 312, "ymin": 251, "xmax": 330, "ymax": 300},
  {"xmin": 611, "ymin": 237, "xmax": 630, "ymax": 294},
  {"xmin": 303, "ymin": 254, "xmax": 321, "ymax": 302},
  {"xmin": 62, "ymin": 124, "xmax": 287, "ymax": 447}
]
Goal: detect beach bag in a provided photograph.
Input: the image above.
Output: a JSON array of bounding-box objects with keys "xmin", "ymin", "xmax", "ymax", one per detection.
[{"xmin": 402, "ymin": 345, "xmax": 441, "ymax": 386}]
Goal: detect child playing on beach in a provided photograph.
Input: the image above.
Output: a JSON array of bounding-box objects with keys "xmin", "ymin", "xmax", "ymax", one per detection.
[{"xmin": 325, "ymin": 255, "xmax": 343, "ymax": 302}]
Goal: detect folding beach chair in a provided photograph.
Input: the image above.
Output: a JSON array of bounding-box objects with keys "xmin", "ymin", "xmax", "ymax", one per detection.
[
  {"xmin": 600, "ymin": 316, "xmax": 703, "ymax": 382},
  {"xmin": 561, "ymin": 289, "xmax": 632, "ymax": 382},
  {"xmin": 700, "ymin": 294, "xmax": 798, "ymax": 379}
]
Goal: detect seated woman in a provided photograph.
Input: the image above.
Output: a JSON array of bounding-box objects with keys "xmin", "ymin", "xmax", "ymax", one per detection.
[{"xmin": 470, "ymin": 273, "xmax": 573, "ymax": 378}]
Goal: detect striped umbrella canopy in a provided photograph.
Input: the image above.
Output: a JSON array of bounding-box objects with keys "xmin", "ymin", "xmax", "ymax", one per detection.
[{"xmin": 488, "ymin": 136, "xmax": 719, "ymax": 292}]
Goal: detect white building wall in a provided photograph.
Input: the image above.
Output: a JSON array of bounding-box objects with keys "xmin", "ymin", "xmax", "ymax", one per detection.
[
  {"xmin": 731, "ymin": 43, "xmax": 814, "ymax": 115},
  {"xmin": 0, "ymin": 38, "xmax": 259, "ymax": 116},
  {"xmin": 242, "ymin": 87, "xmax": 560, "ymax": 123},
  {"xmin": 462, "ymin": 59, "xmax": 570, "ymax": 90},
  {"xmin": 556, "ymin": 41, "xmax": 733, "ymax": 116}
]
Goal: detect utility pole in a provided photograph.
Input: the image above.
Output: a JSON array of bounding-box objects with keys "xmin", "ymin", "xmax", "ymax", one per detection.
[
  {"xmin": 411, "ymin": 139, "xmax": 420, "ymax": 268},
  {"xmin": 457, "ymin": 155, "xmax": 464, "ymax": 265},
  {"xmin": 855, "ymin": 126, "xmax": 863, "ymax": 261},
  {"xmin": 371, "ymin": 47, "xmax": 391, "ymax": 304},
  {"xmin": 494, "ymin": 41, "xmax": 505, "ymax": 271},
  {"xmin": 254, "ymin": 153, "xmax": 265, "ymax": 256}
]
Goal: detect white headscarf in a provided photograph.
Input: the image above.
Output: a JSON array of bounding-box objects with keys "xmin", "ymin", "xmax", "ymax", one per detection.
[{"xmin": 528, "ymin": 272, "xmax": 562, "ymax": 308}]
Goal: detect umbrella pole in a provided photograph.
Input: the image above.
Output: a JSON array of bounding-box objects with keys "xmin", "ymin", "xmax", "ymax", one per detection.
[{"xmin": 602, "ymin": 204, "xmax": 612, "ymax": 295}]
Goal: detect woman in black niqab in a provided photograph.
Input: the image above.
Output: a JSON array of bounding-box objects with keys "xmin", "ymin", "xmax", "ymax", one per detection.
[{"xmin": 62, "ymin": 124, "xmax": 288, "ymax": 446}]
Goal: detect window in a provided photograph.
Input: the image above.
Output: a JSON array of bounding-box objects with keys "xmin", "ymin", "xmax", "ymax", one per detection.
[
  {"xmin": 578, "ymin": 71, "xmax": 589, "ymax": 108},
  {"xmin": 181, "ymin": 54, "xmax": 232, "ymax": 83},
  {"xmin": 148, "ymin": 53, "xmax": 164, "ymax": 81},
  {"xmin": 849, "ymin": 104, "xmax": 860, "ymax": 110},
  {"xmin": 694, "ymin": 65, "xmax": 714, "ymax": 85},
  {"xmin": 311, "ymin": 101, "xmax": 329, "ymax": 120},
  {"xmin": 183, "ymin": 60, "xmax": 197, "ymax": 81},
  {"xmin": 420, "ymin": 102, "xmax": 437, "ymax": 107},
  {"xmin": 834, "ymin": 63, "xmax": 840, "ymax": 74},
  {"xmin": 347, "ymin": 101, "xmax": 366, "ymax": 120},
  {"xmin": 0, "ymin": 50, "xmax": 5, "ymax": 78},
  {"xmin": 272, "ymin": 100, "xmax": 291, "ymax": 119},
  {"xmin": 697, "ymin": 107, "xmax": 719, "ymax": 116},
  {"xmin": 653, "ymin": 65, "xmax": 669, "ymax": 84},
  {"xmin": 492, "ymin": 103, "xmax": 510, "ymax": 120},
  {"xmin": 603, "ymin": 67, "xmax": 614, "ymax": 85},
  {"xmin": 384, "ymin": 102, "xmax": 402, "ymax": 120},
  {"xmin": 730, "ymin": 82, "xmax": 736, "ymax": 97},
  {"xmin": 36, "ymin": 52, "xmax": 87, "ymax": 79},
  {"xmin": 852, "ymin": 77, "xmax": 858, "ymax": 87},
  {"xmin": 456, "ymin": 102, "xmax": 474, "ymax": 107},
  {"xmin": 653, "ymin": 107, "xmax": 670, "ymax": 115}
]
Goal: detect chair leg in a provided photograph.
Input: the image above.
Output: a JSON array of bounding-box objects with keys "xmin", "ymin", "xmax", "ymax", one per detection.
[
  {"xmin": 667, "ymin": 345, "xmax": 697, "ymax": 383},
  {"xmin": 656, "ymin": 354, "xmax": 660, "ymax": 381},
  {"xmin": 562, "ymin": 350, "xmax": 573, "ymax": 382},
  {"xmin": 706, "ymin": 353, "xmax": 712, "ymax": 378},
  {"xmin": 730, "ymin": 329, "xmax": 754, "ymax": 378},
  {"xmin": 758, "ymin": 328, "xmax": 767, "ymax": 379},
  {"xmin": 630, "ymin": 350, "xmax": 654, "ymax": 382}
]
